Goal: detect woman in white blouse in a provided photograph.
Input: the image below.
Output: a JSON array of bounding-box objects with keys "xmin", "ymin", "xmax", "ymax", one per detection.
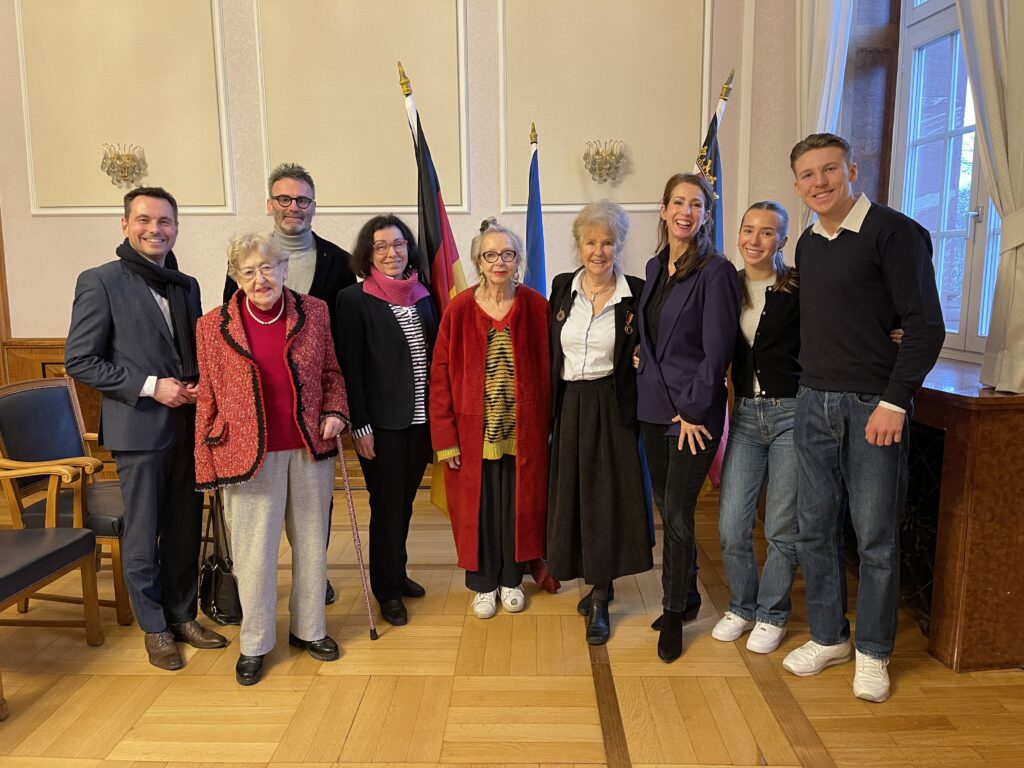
[{"xmin": 546, "ymin": 200, "xmax": 654, "ymax": 645}]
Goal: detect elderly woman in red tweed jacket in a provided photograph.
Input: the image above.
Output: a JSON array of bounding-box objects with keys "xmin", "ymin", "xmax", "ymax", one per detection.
[{"xmin": 195, "ymin": 232, "xmax": 348, "ymax": 687}]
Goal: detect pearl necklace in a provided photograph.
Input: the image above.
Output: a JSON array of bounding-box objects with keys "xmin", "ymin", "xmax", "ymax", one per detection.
[{"xmin": 245, "ymin": 296, "xmax": 284, "ymax": 325}]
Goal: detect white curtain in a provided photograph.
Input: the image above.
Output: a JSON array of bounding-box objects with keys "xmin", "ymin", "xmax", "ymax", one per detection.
[
  {"xmin": 797, "ymin": 0, "xmax": 854, "ymax": 226},
  {"xmin": 956, "ymin": 0, "xmax": 1024, "ymax": 393},
  {"xmin": 798, "ymin": 0, "xmax": 854, "ymax": 137}
]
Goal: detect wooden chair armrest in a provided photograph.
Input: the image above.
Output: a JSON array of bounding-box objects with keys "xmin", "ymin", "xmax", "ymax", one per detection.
[
  {"xmin": 83, "ymin": 432, "xmax": 99, "ymax": 444},
  {"xmin": 0, "ymin": 456, "xmax": 102, "ymax": 474},
  {"xmin": 0, "ymin": 464, "xmax": 80, "ymax": 483}
]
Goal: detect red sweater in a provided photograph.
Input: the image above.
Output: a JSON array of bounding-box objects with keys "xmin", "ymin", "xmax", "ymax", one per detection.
[{"xmin": 239, "ymin": 295, "xmax": 303, "ymax": 452}]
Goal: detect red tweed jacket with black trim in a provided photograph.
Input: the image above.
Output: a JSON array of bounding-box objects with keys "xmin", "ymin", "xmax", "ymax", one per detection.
[{"xmin": 194, "ymin": 288, "xmax": 348, "ymax": 490}]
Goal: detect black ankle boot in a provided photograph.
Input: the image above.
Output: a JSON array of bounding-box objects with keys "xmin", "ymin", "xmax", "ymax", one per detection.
[
  {"xmin": 586, "ymin": 598, "xmax": 610, "ymax": 645},
  {"xmin": 657, "ymin": 610, "xmax": 684, "ymax": 662}
]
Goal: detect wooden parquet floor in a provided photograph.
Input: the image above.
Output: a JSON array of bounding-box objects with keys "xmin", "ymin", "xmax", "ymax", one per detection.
[{"xmin": 2, "ymin": 460, "xmax": 1023, "ymax": 768}]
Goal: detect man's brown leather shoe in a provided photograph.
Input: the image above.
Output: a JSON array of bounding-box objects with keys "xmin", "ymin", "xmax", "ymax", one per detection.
[
  {"xmin": 170, "ymin": 619, "xmax": 229, "ymax": 649},
  {"xmin": 145, "ymin": 630, "xmax": 185, "ymax": 670}
]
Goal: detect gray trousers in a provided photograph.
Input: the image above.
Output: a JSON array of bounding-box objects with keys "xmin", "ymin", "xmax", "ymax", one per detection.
[{"xmin": 222, "ymin": 448, "xmax": 334, "ymax": 656}]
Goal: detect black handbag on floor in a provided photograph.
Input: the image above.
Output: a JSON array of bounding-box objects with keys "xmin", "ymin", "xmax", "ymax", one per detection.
[{"xmin": 199, "ymin": 490, "xmax": 242, "ymax": 625}]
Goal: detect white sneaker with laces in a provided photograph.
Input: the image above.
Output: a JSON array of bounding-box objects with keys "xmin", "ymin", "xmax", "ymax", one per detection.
[
  {"xmin": 711, "ymin": 611, "xmax": 755, "ymax": 642},
  {"xmin": 782, "ymin": 639, "xmax": 852, "ymax": 676},
  {"xmin": 852, "ymin": 650, "xmax": 891, "ymax": 702},
  {"xmin": 745, "ymin": 622, "xmax": 787, "ymax": 654},
  {"xmin": 499, "ymin": 585, "xmax": 526, "ymax": 613},
  {"xmin": 472, "ymin": 590, "xmax": 497, "ymax": 619}
]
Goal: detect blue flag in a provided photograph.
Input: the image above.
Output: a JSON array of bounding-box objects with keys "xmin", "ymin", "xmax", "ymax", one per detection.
[
  {"xmin": 525, "ymin": 135, "xmax": 546, "ymax": 293},
  {"xmin": 695, "ymin": 113, "xmax": 725, "ymax": 254}
]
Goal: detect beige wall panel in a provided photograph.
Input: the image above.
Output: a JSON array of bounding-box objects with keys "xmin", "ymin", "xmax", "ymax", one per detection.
[
  {"xmin": 504, "ymin": 0, "xmax": 705, "ymax": 208},
  {"xmin": 259, "ymin": 0, "xmax": 463, "ymax": 208},
  {"xmin": 19, "ymin": 0, "xmax": 226, "ymax": 208}
]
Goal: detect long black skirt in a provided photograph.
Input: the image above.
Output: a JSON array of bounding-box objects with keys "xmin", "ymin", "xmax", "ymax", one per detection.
[{"xmin": 547, "ymin": 376, "xmax": 654, "ymax": 584}]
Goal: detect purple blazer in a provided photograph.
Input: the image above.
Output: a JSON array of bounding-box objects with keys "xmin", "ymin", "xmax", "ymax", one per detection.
[{"xmin": 636, "ymin": 250, "xmax": 740, "ymax": 438}]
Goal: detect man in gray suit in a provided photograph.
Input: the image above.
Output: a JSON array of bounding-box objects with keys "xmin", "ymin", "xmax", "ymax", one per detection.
[{"xmin": 65, "ymin": 187, "xmax": 227, "ymax": 670}]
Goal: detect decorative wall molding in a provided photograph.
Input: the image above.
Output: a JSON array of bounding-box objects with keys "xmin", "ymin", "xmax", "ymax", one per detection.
[
  {"xmin": 499, "ymin": 0, "xmax": 712, "ymax": 214},
  {"xmin": 15, "ymin": 0, "xmax": 234, "ymax": 216},
  {"xmin": 254, "ymin": 0, "xmax": 469, "ymax": 214}
]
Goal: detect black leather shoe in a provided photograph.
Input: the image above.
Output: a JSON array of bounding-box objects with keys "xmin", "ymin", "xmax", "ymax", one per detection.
[
  {"xmin": 586, "ymin": 598, "xmax": 610, "ymax": 645},
  {"xmin": 380, "ymin": 598, "xmax": 408, "ymax": 626},
  {"xmin": 657, "ymin": 610, "xmax": 684, "ymax": 663},
  {"xmin": 325, "ymin": 579, "xmax": 336, "ymax": 605},
  {"xmin": 288, "ymin": 632, "xmax": 340, "ymax": 661},
  {"xmin": 576, "ymin": 584, "xmax": 615, "ymax": 616},
  {"xmin": 236, "ymin": 654, "xmax": 265, "ymax": 685},
  {"xmin": 403, "ymin": 577, "xmax": 426, "ymax": 598},
  {"xmin": 651, "ymin": 598, "xmax": 701, "ymax": 630}
]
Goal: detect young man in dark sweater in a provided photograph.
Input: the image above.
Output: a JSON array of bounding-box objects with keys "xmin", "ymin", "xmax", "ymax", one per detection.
[{"xmin": 781, "ymin": 133, "xmax": 944, "ymax": 702}]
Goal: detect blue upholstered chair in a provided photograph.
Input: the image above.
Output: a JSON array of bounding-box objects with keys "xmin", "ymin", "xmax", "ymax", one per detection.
[{"xmin": 0, "ymin": 377, "xmax": 132, "ymax": 625}]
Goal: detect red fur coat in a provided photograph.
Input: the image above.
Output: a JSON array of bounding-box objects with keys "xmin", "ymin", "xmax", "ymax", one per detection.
[
  {"xmin": 429, "ymin": 286, "xmax": 551, "ymax": 571},
  {"xmin": 194, "ymin": 289, "xmax": 348, "ymax": 490}
]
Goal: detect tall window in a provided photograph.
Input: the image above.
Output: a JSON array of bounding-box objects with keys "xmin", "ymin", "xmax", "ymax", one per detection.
[{"xmin": 893, "ymin": 0, "xmax": 1002, "ymax": 354}]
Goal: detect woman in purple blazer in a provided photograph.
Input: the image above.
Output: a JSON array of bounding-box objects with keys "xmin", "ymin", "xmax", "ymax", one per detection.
[{"xmin": 636, "ymin": 173, "xmax": 741, "ymax": 662}]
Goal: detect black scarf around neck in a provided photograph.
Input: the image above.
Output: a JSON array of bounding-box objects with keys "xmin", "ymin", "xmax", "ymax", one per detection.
[{"xmin": 116, "ymin": 239, "xmax": 199, "ymax": 382}]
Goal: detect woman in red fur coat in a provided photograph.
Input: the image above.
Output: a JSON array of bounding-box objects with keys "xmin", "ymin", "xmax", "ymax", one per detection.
[{"xmin": 429, "ymin": 219, "xmax": 551, "ymax": 619}]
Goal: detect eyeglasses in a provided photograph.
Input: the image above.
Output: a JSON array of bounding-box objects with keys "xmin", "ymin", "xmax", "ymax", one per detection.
[
  {"xmin": 237, "ymin": 262, "xmax": 284, "ymax": 281},
  {"xmin": 372, "ymin": 239, "xmax": 409, "ymax": 256},
  {"xmin": 271, "ymin": 195, "xmax": 314, "ymax": 209},
  {"xmin": 481, "ymin": 250, "xmax": 518, "ymax": 264}
]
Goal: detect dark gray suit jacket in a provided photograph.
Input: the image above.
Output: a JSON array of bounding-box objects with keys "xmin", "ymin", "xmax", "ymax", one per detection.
[{"xmin": 65, "ymin": 259, "xmax": 202, "ymax": 452}]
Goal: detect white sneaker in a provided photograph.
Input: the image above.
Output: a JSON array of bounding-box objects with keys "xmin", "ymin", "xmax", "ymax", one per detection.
[
  {"xmin": 472, "ymin": 590, "xmax": 497, "ymax": 619},
  {"xmin": 711, "ymin": 611, "xmax": 755, "ymax": 642},
  {"xmin": 745, "ymin": 622, "xmax": 787, "ymax": 654},
  {"xmin": 853, "ymin": 650, "xmax": 891, "ymax": 702},
  {"xmin": 499, "ymin": 585, "xmax": 526, "ymax": 613},
  {"xmin": 782, "ymin": 639, "xmax": 852, "ymax": 676}
]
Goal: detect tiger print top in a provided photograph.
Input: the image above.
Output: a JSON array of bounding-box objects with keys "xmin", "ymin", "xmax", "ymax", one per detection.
[{"xmin": 483, "ymin": 321, "xmax": 516, "ymax": 459}]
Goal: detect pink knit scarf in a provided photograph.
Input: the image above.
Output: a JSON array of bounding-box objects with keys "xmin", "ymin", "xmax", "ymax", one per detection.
[{"xmin": 362, "ymin": 266, "xmax": 429, "ymax": 307}]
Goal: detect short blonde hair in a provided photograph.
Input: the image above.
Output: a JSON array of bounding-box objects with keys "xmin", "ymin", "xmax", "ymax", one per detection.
[
  {"xmin": 471, "ymin": 218, "xmax": 525, "ymax": 283},
  {"xmin": 572, "ymin": 200, "xmax": 629, "ymax": 264},
  {"xmin": 226, "ymin": 232, "xmax": 286, "ymax": 280}
]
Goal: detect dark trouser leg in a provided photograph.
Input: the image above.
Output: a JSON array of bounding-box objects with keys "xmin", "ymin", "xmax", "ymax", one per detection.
[
  {"xmin": 641, "ymin": 422, "xmax": 717, "ymax": 613},
  {"xmin": 157, "ymin": 420, "xmax": 204, "ymax": 625},
  {"xmin": 467, "ymin": 456, "xmax": 522, "ymax": 592},
  {"xmin": 361, "ymin": 426, "xmax": 430, "ymax": 603}
]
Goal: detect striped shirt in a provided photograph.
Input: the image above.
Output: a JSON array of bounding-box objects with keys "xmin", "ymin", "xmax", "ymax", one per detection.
[
  {"xmin": 483, "ymin": 324, "xmax": 516, "ymax": 458},
  {"xmin": 390, "ymin": 304, "xmax": 429, "ymax": 425}
]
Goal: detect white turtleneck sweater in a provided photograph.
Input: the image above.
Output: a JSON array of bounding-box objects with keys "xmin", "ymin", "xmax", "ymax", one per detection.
[{"xmin": 272, "ymin": 229, "xmax": 317, "ymax": 295}]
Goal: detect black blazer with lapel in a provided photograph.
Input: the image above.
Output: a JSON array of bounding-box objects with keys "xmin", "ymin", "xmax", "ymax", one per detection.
[
  {"xmin": 65, "ymin": 258, "xmax": 202, "ymax": 452},
  {"xmin": 223, "ymin": 232, "xmax": 355, "ymax": 337},
  {"xmin": 549, "ymin": 268, "xmax": 644, "ymax": 427},
  {"xmin": 334, "ymin": 283, "xmax": 439, "ymax": 432}
]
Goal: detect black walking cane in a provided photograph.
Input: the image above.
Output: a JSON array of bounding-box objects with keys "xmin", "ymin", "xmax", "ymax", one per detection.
[{"xmin": 336, "ymin": 433, "xmax": 378, "ymax": 640}]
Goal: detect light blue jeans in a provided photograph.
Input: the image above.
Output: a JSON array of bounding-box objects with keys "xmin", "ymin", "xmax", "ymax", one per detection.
[
  {"xmin": 794, "ymin": 387, "xmax": 908, "ymax": 660},
  {"xmin": 718, "ymin": 397, "xmax": 799, "ymax": 627}
]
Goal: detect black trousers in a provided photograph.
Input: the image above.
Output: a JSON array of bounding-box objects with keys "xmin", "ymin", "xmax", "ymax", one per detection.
[
  {"xmin": 358, "ymin": 424, "xmax": 431, "ymax": 603},
  {"xmin": 112, "ymin": 413, "xmax": 204, "ymax": 633},
  {"xmin": 466, "ymin": 455, "xmax": 523, "ymax": 592},
  {"xmin": 641, "ymin": 422, "xmax": 717, "ymax": 614}
]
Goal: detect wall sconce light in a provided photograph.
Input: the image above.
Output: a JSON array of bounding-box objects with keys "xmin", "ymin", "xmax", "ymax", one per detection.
[
  {"xmin": 583, "ymin": 140, "xmax": 625, "ymax": 183},
  {"xmin": 100, "ymin": 143, "xmax": 148, "ymax": 187}
]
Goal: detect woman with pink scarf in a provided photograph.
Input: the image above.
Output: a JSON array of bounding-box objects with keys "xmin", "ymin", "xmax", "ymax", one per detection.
[{"xmin": 335, "ymin": 215, "xmax": 438, "ymax": 628}]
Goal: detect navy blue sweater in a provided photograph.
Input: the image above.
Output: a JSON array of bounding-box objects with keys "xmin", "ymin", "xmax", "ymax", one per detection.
[{"xmin": 795, "ymin": 202, "xmax": 945, "ymax": 409}]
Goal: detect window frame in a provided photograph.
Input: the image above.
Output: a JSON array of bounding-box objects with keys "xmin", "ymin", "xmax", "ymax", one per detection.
[{"xmin": 890, "ymin": 0, "xmax": 1000, "ymax": 357}]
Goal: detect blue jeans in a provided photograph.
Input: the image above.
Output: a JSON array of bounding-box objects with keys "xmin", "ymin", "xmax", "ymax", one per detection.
[
  {"xmin": 718, "ymin": 397, "xmax": 799, "ymax": 627},
  {"xmin": 794, "ymin": 387, "xmax": 908, "ymax": 659}
]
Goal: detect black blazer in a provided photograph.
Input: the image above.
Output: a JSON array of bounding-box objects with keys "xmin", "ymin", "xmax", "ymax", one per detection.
[
  {"xmin": 334, "ymin": 284, "xmax": 438, "ymax": 432},
  {"xmin": 549, "ymin": 268, "xmax": 644, "ymax": 427},
  {"xmin": 732, "ymin": 277, "xmax": 801, "ymax": 398},
  {"xmin": 223, "ymin": 232, "xmax": 355, "ymax": 338}
]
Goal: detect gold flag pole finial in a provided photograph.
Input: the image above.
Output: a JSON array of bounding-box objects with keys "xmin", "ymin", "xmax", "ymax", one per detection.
[
  {"xmin": 720, "ymin": 69, "xmax": 735, "ymax": 101},
  {"xmin": 530, "ymin": 122, "xmax": 537, "ymax": 144},
  {"xmin": 398, "ymin": 61, "xmax": 412, "ymax": 96}
]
